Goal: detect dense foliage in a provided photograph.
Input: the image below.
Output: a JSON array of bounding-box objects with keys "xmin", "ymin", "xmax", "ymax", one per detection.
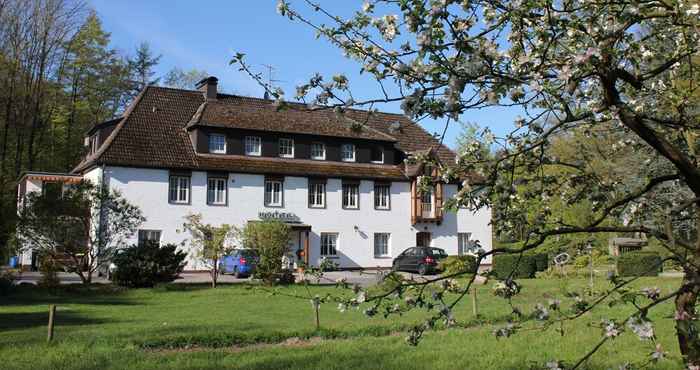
[
  {"xmin": 111, "ymin": 243, "xmax": 187, "ymax": 288},
  {"xmin": 492, "ymin": 253, "xmax": 548, "ymax": 279},
  {"xmin": 438, "ymin": 255, "xmax": 477, "ymax": 276},
  {"xmin": 617, "ymin": 252, "xmax": 663, "ymax": 277},
  {"xmin": 17, "ymin": 180, "xmax": 144, "ymax": 283},
  {"xmin": 235, "ymin": 220, "xmax": 291, "ymax": 285}
]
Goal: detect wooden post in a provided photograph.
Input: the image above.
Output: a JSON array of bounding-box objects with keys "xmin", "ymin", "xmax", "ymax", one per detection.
[
  {"xmin": 471, "ymin": 287, "xmax": 478, "ymax": 317},
  {"xmin": 47, "ymin": 304, "xmax": 56, "ymax": 343}
]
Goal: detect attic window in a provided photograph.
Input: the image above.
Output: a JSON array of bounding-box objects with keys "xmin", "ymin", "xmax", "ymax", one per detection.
[
  {"xmin": 341, "ymin": 144, "xmax": 355, "ymax": 162},
  {"xmin": 209, "ymin": 134, "xmax": 226, "ymax": 154},
  {"xmin": 370, "ymin": 147, "xmax": 384, "ymax": 164}
]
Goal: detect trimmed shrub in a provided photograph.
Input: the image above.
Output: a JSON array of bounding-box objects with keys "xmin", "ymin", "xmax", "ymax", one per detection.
[
  {"xmin": 111, "ymin": 243, "xmax": 187, "ymax": 288},
  {"xmin": 439, "ymin": 255, "xmax": 478, "ymax": 276},
  {"xmin": 617, "ymin": 252, "xmax": 662, "ymax": 277},
  {"xmin": 492, "ymin": 253, "xmax": 548, "ymax": 279}
]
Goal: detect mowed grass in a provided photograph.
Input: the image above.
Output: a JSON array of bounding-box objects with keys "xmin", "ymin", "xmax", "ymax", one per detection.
[{"xmin": 0, "ymin": 277, "xmax": 687, "ymax": 369}]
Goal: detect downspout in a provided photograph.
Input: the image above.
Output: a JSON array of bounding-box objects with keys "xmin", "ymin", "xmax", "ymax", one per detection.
[{"xmin": 95, "ymin": 164, "xmax": 106, "ymax": 275}]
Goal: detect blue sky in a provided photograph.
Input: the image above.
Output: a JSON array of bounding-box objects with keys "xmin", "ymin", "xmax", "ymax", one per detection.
[{"xmin": 89, "ymin": 1, "xmax": 519, "ymax": 149}]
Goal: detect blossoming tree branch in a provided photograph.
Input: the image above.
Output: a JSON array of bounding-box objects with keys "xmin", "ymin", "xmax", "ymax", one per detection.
[{"xmin": 232, "ymin": 0, "xmax": 700, "ymax": 368}]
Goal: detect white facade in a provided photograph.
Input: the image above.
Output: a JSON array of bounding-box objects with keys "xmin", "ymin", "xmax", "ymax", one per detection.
[{"xmin": 93, "ymin": 166, "xmax": 492, "ymax": 270}]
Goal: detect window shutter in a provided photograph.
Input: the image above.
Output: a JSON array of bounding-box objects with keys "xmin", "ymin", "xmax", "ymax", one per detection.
[
  {"xmin": 435, "ymin": 182, "xmax": 443, "ymax": 220},
  {"xmin": 410, "ymin": 180, "xmax": 418, "ymax": 224}
]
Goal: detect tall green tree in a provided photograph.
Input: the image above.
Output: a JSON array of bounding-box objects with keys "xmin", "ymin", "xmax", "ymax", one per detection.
[{"xmin": 127, "ymin": 42, "xmax": 161, "ymax": 97}]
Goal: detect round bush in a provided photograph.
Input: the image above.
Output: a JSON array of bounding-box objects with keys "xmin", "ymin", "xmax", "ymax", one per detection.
[{"xmin": 111, "ymin": 243, "xmax": 187, "ymax": 288}]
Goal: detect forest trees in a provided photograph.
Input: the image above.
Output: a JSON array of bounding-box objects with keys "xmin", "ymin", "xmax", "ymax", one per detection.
[
  {"xmin": 234, "ymin": 0, "xmax": 700, "ymax": 367},
  {"xmin": 0, "ymin": 1, "xmax": 166, "ymax": 261}
]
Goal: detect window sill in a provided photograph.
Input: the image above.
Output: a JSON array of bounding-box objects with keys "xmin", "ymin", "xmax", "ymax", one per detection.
[
  {"xmin": 374, "ymin": 256, "xmax": 392, "ymax": 259},
  {"xmin": 264, "ymin": 204, "xmax": 284, "ymax": 208},
  {"xmin": 321, "ymin": 256, "xmax": 339, "ymax": 259},
  {"xmin": 311, "ymin": 157, "xmax": 326, "ymax": 161},
  {"xmin": 209, "ymin": 151, "xmax": 226, "ymax": 155},
  {"xmin": 279, "ymin": 155, "xmax": 295, "ymax": 159},
  {"xmin": 374, "ymin": 207, "xmax": 391, "ymax": 211},
  {"xmin": 207, "ymin": 203, "xmax": 227, "ymax": 207},
  {"xmin": 342, "ymin": 207, "xmax": 360, "ymax": 210},
  {"xmin": 245, "ymin": 153, "xmax": 261, "ymax": 156},
  {"xmin": 309, "ymin": 205, "xmax": 326, "ymax": 209},
  {"xmin": 341, "ymin": 159, "xmax": 356, "ymax": 163}
]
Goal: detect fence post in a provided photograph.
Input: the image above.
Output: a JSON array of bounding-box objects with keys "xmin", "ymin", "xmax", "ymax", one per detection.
[{"xmin": 47, "ymin": 304, "xmax": 56, "ymax": 343}]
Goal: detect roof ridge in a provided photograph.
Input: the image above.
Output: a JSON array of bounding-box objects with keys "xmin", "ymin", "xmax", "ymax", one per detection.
[{"xmin": 71, "ymin": 86, "xmax": 151, "ymax": 174}]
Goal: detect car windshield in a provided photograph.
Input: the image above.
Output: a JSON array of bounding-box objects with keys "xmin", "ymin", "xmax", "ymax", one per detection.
[{"xmin": 429, "ymin": 248, "xmax": 447, "ymax": 257}]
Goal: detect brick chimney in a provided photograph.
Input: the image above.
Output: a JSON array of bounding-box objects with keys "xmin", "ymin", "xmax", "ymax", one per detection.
[{"xmin": 195, "ymin": 76, "xmax": 218, "ymax": 101}]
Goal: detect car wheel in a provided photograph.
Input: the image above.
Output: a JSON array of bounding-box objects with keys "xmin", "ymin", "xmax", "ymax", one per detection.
[
  {"xmin": 392, "ymin": 261, "xmax": 399, "ymax": 272},
  {"xmin": 417, "ymin": 264, "xmax": 427, "ymax": 276},
  {"xmin": 234, "ymin": 267, "xmax": 242, "ymax": 279}
]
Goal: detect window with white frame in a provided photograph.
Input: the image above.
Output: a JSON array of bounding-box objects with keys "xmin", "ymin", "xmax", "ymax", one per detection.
[
  {"xmin": 458, "ymin": 232, "xmax": 474, "ymax": 255},
  {"xmin": 342, "ymin": 183, "xmax": 359, "ymax": 209},
  {"xmin": 169, "ymin": 175, "xmax": 190, "ymax": 204},
  {"xmin": 374, "ymin": 183, "xmax": 390, "ymax": 209},
  {"xmin": 374, "ymin": 233, "xmax": 390, "ymax": 257},
  {"xmin": 279, "ymin": 138, "xmax": 294, "ymax": 158},
  {"xmin": 311, "ymin": 142, "xmax": 326, "ymax": 160},
  {"xmin": 308, "ymin": 182, "xmax": 326, "ymax": 208},
  {"xmin": 341, "ymin": 144, "xmax": 355, "ymax": 162},
  {"xmin": 370, "ymin": 147, "xmax": 384, "ymax": 163},
  {"xmin": 320, "ymin": 233, "xmax": 338, "ymax": 256},
  {"xmin": 245, "ymin": 136, "xmax": 261, "ymax": 156},
  {"xmin": 138, "ymin": 230, "xmax": 161, "ymax": 247},
  {"xmin": 208, "ymin": 134, "xmax": 226, "ymax": 154},
  {"xmin": 207, "ymin": 177, "xmax": 227, "ymax": 205},
  {"xmin": 264, "ymin": 180, "xmax": 283, "ymax": 206}
]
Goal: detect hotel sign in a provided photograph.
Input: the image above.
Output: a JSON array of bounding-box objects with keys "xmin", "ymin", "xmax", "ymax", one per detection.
[{"xmin": 258, "ymin": 211, "xmax": 300, "ymax": 222}]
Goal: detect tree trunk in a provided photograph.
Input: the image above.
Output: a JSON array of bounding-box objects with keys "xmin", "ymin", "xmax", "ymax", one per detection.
[
  {"xmin": 211, "ymin": 260, "xmax": 218, "ymax": 288},
  {"xmin": 675, "ymin": 208, "xmax": 700, "ymax": 366}
]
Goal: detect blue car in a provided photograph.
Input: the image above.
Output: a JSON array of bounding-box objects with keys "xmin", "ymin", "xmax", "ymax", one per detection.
[{"xmin": 219, "ymin": 249, "xmax": 258, "ymax": 278}]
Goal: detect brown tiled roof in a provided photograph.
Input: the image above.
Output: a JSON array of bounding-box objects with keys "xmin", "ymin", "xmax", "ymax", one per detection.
[
  {"xmin": 73, "ymin": 85, "xmax": 456, "ymax": 180},
  {"xmin": 189, "ymin": 97, "xmax": 397, "ymax": 142}
]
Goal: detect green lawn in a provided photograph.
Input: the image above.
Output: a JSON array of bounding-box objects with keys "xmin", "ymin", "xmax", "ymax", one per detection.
[{"xmin": 0, "ymin": 277, "xmax": 687, "ymax": 369}]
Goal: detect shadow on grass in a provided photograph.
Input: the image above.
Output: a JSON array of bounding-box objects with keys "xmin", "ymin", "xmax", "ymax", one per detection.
[
  {"xmin": 0, "ymin": 310, "xmax": 115, "ymax": 330},
  {"xmin": 0, "ymin": 284, "xmax": 142, "ymax": 307}
]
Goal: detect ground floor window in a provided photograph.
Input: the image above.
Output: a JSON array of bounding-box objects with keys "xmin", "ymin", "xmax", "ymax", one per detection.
[
  {"xmin": 138, "ymin": 230, "xmax": 161, "ymax": 247},
  {"xmin": 374, "ymin": 233, "xmax": 390, "ymax": 257},
  {"xmin": 320, "ymin": 233, "xmax": 338, "ymax": 256},
  {"xmin": 458, "ymin": 232, "xmax": 473, "ymax": 255}
]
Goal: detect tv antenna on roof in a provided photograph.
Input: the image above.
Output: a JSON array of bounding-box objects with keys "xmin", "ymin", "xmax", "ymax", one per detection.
[{"xmin": 261, "ymin": 64, "xmax": 285, "ymax": 100}]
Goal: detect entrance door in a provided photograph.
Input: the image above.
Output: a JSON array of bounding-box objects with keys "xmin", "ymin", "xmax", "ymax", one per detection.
[{"xmin": 416, "ymin": 232, "xmax": 431, "ymax": 247}]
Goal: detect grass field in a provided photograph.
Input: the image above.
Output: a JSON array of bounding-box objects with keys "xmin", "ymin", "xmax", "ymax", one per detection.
[{"xmin": 0, "ymin": 277, "xmax": 687, "ymax": 369}]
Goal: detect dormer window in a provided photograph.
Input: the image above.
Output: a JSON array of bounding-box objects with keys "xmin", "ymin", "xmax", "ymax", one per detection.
[
  {"xmin": 370, "ymin": 147, "xmax": 384, "ymax": 164},
  {"xmin": 208, "ymin": 134, "xmax": 226, "ymax": 154},
  {"xmin": 341, "ymin": 144, "xmax": 355, "ymax": 162},
  {"xmin": 279, "ymin": 138, "xmax": 294, "ymax": 158},
  {"xmin": 245, "ymin": 136, "xmax": 261, "ymax": 156},
  {"xmin": 311, "ymin": 142, "xmax": 326, "ymax": 160}
]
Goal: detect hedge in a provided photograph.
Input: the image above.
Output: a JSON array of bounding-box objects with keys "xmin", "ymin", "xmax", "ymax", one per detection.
[
  {"xmin": 439, "ymin": 255, "xmax": 478, "ymax": 276},
  {"xmin": 492, "ymin": 253, "xmax": 548, "ymax": 279},
  {"xmin": 617, "ymin": 252, "xmax": 662, "ymax": 277}
]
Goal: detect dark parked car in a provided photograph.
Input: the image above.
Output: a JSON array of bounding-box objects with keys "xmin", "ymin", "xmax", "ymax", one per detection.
[
  {"xmin": 219, "ymin": 249, "xmax": 258, "ymax": 278},
  {"xmin": 392, "ymin": 247, "xmax": 448, "ymax": 275}
]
